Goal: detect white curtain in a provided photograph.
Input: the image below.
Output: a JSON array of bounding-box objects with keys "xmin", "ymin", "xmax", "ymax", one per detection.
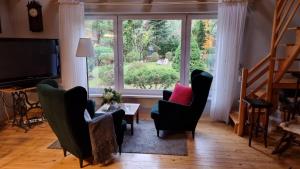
[
  {"xmin": 210, "ymin": 1, "xmax": 248, "ymax": 122},
  {"xmin": 58, "ymin": 0, "xmax": 87, "ymax": 90}
]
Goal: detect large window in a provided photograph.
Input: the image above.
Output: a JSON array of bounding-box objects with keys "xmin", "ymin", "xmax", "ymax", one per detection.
[
  {"xmin": 188, "ymin": 18, "xmax": 217, "ymax": 83},
  {"xmin": 84, "ymin": 15, "xmax": 217, "ymax": 95},
  {"xmin": 122, "ymin": 19, "xmax": 181, "ymax": 90},
  {"xmin": 84, "ymin": 18, "xmax": 116, "ymax": 94}
]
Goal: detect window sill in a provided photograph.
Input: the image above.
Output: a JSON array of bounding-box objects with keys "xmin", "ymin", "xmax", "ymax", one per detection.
[{"xmin": 89, "ymin": 94, "xmax": 162, "ymax": 99}]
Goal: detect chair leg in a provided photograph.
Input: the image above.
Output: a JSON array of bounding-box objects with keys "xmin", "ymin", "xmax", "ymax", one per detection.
[
  {"xmin": 63, "ymin": 148, "xmax": 67, "ymax": 157},
  {"xmin": 157, "ymin": 130, "xmax": 159, "ymax": 137},
  {"xmin": 264, "ymin": 109, "xmax": 270, "ymax": 148},
  {"xmin": 248, "ymin": 108, "xmax": 255, "ymax": 147},
  {"xmin": 119, "ymin": 145, "xmax": 122, "ymax": 155},
  {"xmin": 79, "ymin": 158, "xmax": 83, "ymax": 168},
  {"xmin": 192, "ymin": 130, "xmax": 195, "ymax": 139}
]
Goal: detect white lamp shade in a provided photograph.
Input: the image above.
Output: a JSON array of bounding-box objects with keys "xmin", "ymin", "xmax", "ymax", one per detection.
[{"xmin": 76, "ymin": 38, "xmax": 95, "ymax": 57}]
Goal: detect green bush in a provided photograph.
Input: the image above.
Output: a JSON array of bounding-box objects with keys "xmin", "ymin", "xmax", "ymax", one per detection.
[
  {"xmin": 147, "ymin": 52, "xmax": 160, "ymax": 62},
  {"xmin": 124, "ymin": 63, "xmax": 178, "ymax": 89},
  {"xmin": 94, "ymin": 45, "xmax": 113, "ymax": 57},
  {"xmin": 90, "ymin": 64, "xmax": 114, "ymax": 87},
  {"xmin": 99, "ymin": 54, "xmax": 113, "ymax": 65},
  {"xmin": 125, "ymin": 50, "xmax": 140, "ymax": 62},
  {"xmin": 165, "ymin": 52, "xmax": 173, "ymax": 61}
]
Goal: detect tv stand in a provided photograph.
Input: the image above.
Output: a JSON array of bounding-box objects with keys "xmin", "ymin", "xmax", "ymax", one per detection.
[{"xmin": 0, "ymin": 86, "xmax": 43, "ymax": 132}]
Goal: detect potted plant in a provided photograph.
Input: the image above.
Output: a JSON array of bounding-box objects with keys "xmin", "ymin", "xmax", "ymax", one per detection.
[{"xmin": 101, "ymin": 88, "xmax": 122, "ymax": 110}]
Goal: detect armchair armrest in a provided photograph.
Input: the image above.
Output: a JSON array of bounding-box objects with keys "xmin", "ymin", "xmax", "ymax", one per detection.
[
  {"xmin": 111, "ymin": 109, "xmax": 125, "ymax": 127},
  {"xmin": 163, "ymin": 90, "xmax": 173, "ymax": 101},
  {"xmin": 86, "ymin": 100, "xmax": 96, "ymax": 118}
]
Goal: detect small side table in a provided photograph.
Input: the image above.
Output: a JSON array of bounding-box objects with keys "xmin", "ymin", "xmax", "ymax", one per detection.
[
  {"xmin": 243, "ymin": 97, "xmax": 272, "ymax": 147},
  {"xmin": 0, "ymin": 87, "xmax": 43, "ymax": 132},
  {"xmin": 96, "ymin": 103, "xmax": 140, "ymax": 135}
]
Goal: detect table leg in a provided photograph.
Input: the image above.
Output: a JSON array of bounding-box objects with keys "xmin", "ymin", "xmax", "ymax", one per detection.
[
  {"xmin": 136, "ymin": 109, "xmax": 139, "ymax": 124},
  {"xmin": 131, "ymin": 122, "xmax": 134, "ymax": 135}
]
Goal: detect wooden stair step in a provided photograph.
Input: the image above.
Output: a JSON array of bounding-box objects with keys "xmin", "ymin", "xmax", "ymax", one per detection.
[
  {"xmin": 287, "ymin": 27, "xmax": 300, "ymax": 31},
  {"xmin": 274, "ymin": 78, "xmax": 299, "ymax": 89},
  {"xmin": 256, "ymin": 89, "xmax": 265, "ymax": 98},
  {"xmin": 275, "ymin": 69, "xmax": 300, "ymax": 73},
  {"xmin": 276, "ymin": 58, "xmax": 300, "ymax": 61},
  {"xmin": 229, "ymin": 111, "xmax": 239, "ymax": 134},
  {"xmin": 291, "ymin": 27, "xmax": 300, "ymax": 44}
]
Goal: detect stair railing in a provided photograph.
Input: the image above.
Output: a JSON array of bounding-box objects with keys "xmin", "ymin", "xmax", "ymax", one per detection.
[{"xmin": 237, "ymin": 0, "xmax": 300, "ymax": 136}]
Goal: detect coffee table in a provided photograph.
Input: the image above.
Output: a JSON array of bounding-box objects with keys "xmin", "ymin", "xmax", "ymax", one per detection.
[{"xmin": 96, "ymin": 103, "xmax": 140, "ymax": 135}]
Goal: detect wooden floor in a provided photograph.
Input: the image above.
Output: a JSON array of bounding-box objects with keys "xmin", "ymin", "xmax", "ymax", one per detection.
[{"xmin": 1, "ymin": 113, "xmax": 300, "ymax": 169}]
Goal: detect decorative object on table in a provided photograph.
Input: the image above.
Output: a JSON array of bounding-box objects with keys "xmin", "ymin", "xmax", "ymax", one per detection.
[
  {"xmin": 27, "ymin": 0, "xmax": 43, "ymax": 32},
  {"xmin": 151, "ymin": 69, "xmax": 213, "ymax": 139},
  {"xmin": 76, "ymin": 38, "xmax": 95, "ymax": 97},
  {"xmin": 101, "ymin": 88, "xmax": 122, "ymax": 110}
]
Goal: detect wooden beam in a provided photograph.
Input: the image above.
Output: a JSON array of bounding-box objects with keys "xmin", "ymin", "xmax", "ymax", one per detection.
[
  {"xmin": 147, "ymin": 0, "xmax": 153, "ymax": 4},
  {"xmin": 237, "ymin": 68, "xmax": 248, "ymax": 136},
  {"xmin": 84, "ymin": 1, "xmax": 219, "ymax": 6}
]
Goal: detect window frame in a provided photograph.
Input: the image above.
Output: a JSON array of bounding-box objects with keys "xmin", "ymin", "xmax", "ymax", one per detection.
[
  {"xmin": 85, "ymin": 15, "xmax": 118, "ymax": 94},
  {"xmin": 85, "ymin": 14, "xmax": 217, "ymax": 96},
  {"xmin": 118, "ymin": 15, "xmax": 186, "ymax": 95}
]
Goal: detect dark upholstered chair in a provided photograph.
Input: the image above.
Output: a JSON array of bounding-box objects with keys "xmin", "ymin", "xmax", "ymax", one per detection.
[
  {"xmin": 37, "ymin": 79, "xmax": 125, "ymax": 168},
  {"xmin": 151, "ymin": 69, "xmax": 213, "ymax": 138}
]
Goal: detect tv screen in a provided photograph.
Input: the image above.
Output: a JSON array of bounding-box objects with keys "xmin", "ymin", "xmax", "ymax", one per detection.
[{"xmin": 0, "ymin": 38, "xmax": 60, "ymax": 87}]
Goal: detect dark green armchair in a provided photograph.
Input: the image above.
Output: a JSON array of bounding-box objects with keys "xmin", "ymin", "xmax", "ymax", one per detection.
[
  {"xmin": 37, "ymin": 79, "xmax": 125, "ymax": 168},
  {"xmin": 151, "ymin": 69, "xmax": 213, "ymax": 138}
]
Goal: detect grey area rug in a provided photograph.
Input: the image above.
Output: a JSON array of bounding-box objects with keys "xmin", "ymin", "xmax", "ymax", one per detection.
[
  {"xmin": 48, "ymin": 140, "xmax": 61, "ymax": 149},
  {"xmin": 47, "ymin": 120, "xmax": 188, "ymax": 156},
  {"xmin": 122, "ymin": 120, "xmax": 187, "ymax": 156}
]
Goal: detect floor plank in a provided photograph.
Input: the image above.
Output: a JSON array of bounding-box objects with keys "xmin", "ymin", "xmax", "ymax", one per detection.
[{"xmin": 0, "ymin": 114, "xmax": 300, "ymax": 169}]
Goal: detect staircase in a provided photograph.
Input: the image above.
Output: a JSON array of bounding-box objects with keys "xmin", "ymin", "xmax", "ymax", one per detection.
[{"xmin": 229, "ymin": 0, "xmax": 300, "ymax": 136}]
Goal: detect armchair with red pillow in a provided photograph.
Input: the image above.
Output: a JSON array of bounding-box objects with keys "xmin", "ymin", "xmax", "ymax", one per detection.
[{"xmin": 151, "ymin": 69, "xmax": 213, "ymax": 138}]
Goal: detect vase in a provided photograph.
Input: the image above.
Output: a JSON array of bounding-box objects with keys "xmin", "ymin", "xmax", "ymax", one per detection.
[{"xmin": 108, "ymin": 102, "xmax": 121, "ymax": 111}]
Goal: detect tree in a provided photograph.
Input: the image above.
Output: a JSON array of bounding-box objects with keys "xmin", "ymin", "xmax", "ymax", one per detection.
[
  {"xmin": 149, "ymin": 20, "xmax": 169, "ymax": 55},
  {"xmin": 123, "ymin": 20, "xmax": 135, "ymax": 57},
  {"xmin": 123, "ymin": 20, "xmax": 154, "ymax": 61},
  {"xmin": 91, "ymin": 20, "xmax": 113, "ymax": 45},
  {"xmin": 192, "ymin": 20, "xmax": 206, "ymax": 50},
  {"xmin": 172, "ymin": 37, "xmax": 208, "ymax": 72}
]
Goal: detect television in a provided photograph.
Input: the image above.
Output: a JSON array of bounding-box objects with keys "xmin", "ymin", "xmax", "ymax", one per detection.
[{"xmin": 0, "ymin": 38, "xmax": 61, "ymax": 88}]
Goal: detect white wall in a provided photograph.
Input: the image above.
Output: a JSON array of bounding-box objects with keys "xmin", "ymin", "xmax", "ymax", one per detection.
[
  {"xmin": 241, "ymin": 0, "xmax": 300, "ymax": 68},
  {"xmin": 241, "ymin": 0, "xmax": 274, "ymax": 68},
  {"xmin": 0, "ymin": 0, "xmax": 59, "ymax": 38},
  {"xmin": 0, "ymin": 0, "xmax": 13, "ymax": 37}
]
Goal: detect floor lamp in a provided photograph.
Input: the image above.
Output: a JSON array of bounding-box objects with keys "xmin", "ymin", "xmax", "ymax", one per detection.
[{"xmin": 76, "ymin": 38, "xmax": 95, "ymax": 97}]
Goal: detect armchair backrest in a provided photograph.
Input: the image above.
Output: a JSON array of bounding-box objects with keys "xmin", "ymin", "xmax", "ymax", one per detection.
[
  {"xmin": 37, "ymin": 79, "xmax": 91, "ymax": 159},
  {"xmin": 190, "ymin": 69, "xmax": 213, "ymax": 114}
]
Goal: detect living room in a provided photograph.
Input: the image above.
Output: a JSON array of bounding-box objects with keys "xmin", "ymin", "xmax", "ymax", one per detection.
[{"xmin": 0, "ymin": 0, "xmax": 300, "ymax": 168}]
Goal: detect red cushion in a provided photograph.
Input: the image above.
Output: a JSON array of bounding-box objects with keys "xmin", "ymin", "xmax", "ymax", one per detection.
[{"xmin": 169, "ymin": 83, "xmax": 193, "ymax": 106}]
